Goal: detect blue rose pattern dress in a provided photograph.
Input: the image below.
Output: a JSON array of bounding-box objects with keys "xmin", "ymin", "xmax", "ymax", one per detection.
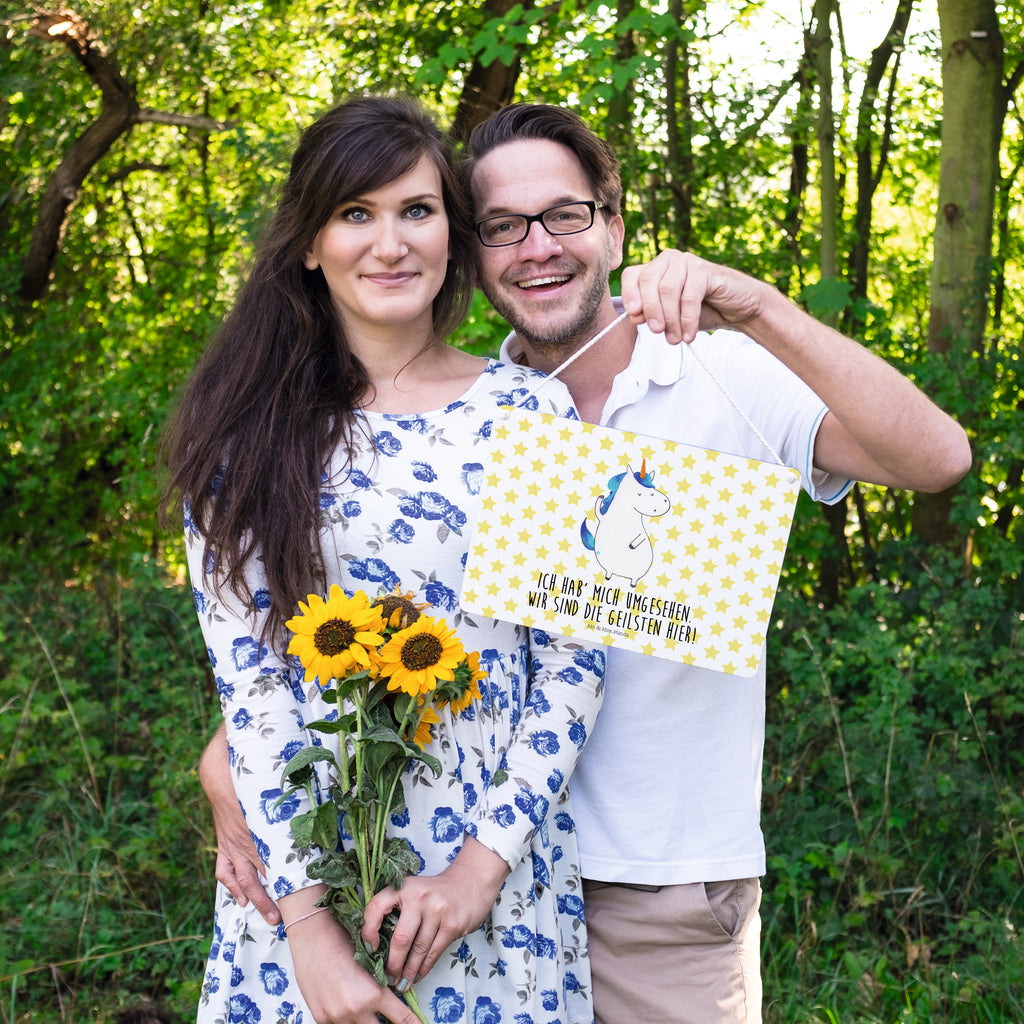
[{"xmin": 189, "ymin": 360, "xmax": 606, "ymax": 1024}]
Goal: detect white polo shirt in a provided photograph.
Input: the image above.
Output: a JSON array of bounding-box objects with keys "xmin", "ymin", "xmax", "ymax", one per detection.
[{"xmin": 500, "ymin": 309, "xmax": 852, "ymax": 884}]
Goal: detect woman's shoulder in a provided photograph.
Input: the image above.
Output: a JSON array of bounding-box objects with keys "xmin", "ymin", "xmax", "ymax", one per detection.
[
  {"xmin": 479, "ymin": 356, "xmax": 537, "ymax": 379},
  {"xmin": 481, "ymin": 359, "xmax": 576, "ymax": 418}
]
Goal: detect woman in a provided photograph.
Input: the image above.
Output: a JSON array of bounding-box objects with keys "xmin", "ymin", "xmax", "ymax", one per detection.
[{"xmin": 163, "ymin": 96, "xmax": 605, "ymax": 1024}]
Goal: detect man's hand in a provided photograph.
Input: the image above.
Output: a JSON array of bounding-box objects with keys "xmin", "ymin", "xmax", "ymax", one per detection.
[
  {"xmin": 199, "ymin": 723, "xmax": 282, "ymax": 926},
  {"xmin": 621, "ymin": 249, "xmax": 971, "ymax": 492},
  {"xmin": 620, "ymin": 249, "xmax": 764, "ymax": 344},
  {"xmin": 361, "ymin": 836, "xmax": 510, "ymax": 991}
]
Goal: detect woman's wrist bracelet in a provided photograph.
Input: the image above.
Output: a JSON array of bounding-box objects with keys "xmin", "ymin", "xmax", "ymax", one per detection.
[{"xmin": 283, "ymin": 906, "xmax": 329, "ymax": 931}]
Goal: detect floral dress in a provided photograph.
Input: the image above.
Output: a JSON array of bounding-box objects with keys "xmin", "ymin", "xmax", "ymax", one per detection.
[{"xmin": 189, "ymin": 360, "xmax": 606, "ymax": 1024}]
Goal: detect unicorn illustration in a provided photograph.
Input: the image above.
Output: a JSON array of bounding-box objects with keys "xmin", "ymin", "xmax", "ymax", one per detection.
[{"xmin": 580, "ymin": 459, "xmax": 671, "ymax": 587}]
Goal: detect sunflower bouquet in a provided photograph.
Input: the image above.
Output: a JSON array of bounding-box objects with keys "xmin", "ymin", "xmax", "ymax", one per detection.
[{"xmin": 278, "ymin": 583, "xmax": 484, "ymax": 1018}]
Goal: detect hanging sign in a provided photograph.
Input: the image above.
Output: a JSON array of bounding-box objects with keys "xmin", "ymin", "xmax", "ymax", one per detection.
[{"xmin": 460, "ymin": 407, "xmax": 801, "ymax": 677}]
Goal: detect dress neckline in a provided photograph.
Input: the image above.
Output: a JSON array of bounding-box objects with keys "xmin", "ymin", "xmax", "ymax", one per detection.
[{"xmin": 358, "ymin": 359, "xmax": 500, "ymax": 422}]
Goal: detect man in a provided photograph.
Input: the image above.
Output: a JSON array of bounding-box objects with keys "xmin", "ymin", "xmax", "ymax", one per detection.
[{"xmin": 201, "ymin": 104, "xmax": 970, "ymax": 1023}]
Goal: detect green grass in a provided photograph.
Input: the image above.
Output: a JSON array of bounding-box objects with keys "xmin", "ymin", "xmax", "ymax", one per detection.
[
  {"xmin": 0, "ymin": 556, "xmax": 214, "ymax": 1023},
  {"xmin": 759, "ymin": 549, "xmax": 1024, "ymax": 1023},
  {"xmin": 1, "ymin": 543, "xmax": 1021, "ymax": 1023}
]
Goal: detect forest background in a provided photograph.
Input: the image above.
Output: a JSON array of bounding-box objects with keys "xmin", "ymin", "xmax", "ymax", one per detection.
[{"xmin": 1, "ymin": 0, "xmax": 1021, "ymax": 1021}]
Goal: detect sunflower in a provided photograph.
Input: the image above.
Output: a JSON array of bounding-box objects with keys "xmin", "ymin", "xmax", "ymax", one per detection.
[
  {"xmin": 372, "ymin": 585, "xmax": 429, "ymax": 630},
  {"xmin": 408, "ymin": 701, "xmax": 441, "ymax": 749},
  {"xmin": 448, "ymin": 650, "xmax": 485, "ymax": 716},
  {"xmin": 377, "ymin": 615, "xmax": 466, "ymax": 697},
  {"xmin": 285, "ymin": 584, "xmax": 386, "ymax": 683}
]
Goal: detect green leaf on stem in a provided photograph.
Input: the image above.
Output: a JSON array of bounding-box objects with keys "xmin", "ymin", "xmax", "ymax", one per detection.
[
  {"xmin": 310, "ymin": 849, "xmax": 362, "ymax": 890},
  {"xmin": 336, "ymin": 668, "xmax": 373, "ymax": 701},
  {"xmin": 311, "ymin": 800, "xmax": 341, "ymax": 850},
  {"xmin": 379, "ymin": 837, "xmax": 422, "ymax": 891},
  {"xmin": 362, "ymin": 740, "xmax": 410, "ymax": 781},
  {"xmin": 288, "ymin": 808, "xmax": 319, "ymax": 849},
  {"xmin": 302, "ymin": 716, "xmax": 351, "ymax": 734},
  {"xmin": 353, "ymin": 939, "xmax": 388, "ymax": 984},
  {"xmin": 409, "ymin": 747, "xmax": 442, "ymax": 777},
  {"xmin": 281, "ymin": 744, "xmax": 337, "ymax": 787}
]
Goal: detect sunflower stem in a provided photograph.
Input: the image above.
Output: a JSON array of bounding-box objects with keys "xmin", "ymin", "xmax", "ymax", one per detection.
[
  {"xmin": 375, "ymin": 771, "xmax": 403, "ymax": 872},
  {"xmin": 303, "ymin": 777, "xmax": 318, "ymax": 818},
  {"xmin": 351, "ymin": 682, "xmax": 375, "ymax": 904},
  {"xmin": 371, "ymin": 694, "xmax": 415, "ymax": 876},
  {"xmin": 336, "ymin": 718, "xmax": 351, "ymax": 793},
  {"xmin": 401, "ymin": 985, "xmax": 430, "ymax": 1024}
]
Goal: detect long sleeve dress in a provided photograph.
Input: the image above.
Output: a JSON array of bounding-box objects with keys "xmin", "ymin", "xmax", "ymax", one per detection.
[{"xmin": 189, "ymin": 359, "xmax": 606, "ymax": 1024}]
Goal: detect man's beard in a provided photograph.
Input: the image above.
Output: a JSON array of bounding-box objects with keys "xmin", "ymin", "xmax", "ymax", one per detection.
[{"xmin": 481, "ymin": 260, "xmax": 611, "ymax": 354}]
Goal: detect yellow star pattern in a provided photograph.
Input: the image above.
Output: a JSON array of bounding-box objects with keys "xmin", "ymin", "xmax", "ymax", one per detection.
[{"xmin": 460, "ymin": 407, "xmax": 800, "ymax": 678}]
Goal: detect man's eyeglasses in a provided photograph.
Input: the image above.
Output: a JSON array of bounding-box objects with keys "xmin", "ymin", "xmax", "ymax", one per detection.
[{"xmin": 474, "ymin": 200, "xmax": 607, "ymax": 248}]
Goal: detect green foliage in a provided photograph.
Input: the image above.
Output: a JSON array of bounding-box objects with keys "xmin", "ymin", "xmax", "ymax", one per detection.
[
  {"xmin": 1, "ymin": 0, "xmax": 1022, "ymax": 1019},
  {"xmin": 0, "ymin": 553, "xmax": 216, "ymax": 1021},
  {"xmin": 762, "ymin": 540, "xmax": 1024, "ymax": 1023}
]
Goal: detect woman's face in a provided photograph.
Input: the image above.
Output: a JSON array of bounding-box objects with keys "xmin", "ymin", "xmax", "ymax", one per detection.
[{"xmin": 304, "ymin": 154, "xmax": 451, "ymax": 339}]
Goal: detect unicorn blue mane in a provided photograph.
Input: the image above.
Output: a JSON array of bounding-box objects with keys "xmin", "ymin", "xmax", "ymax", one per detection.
[
  {"xmin": 599, "ymin": 466, "xmax": 657, "ymax": 514},
  {"xmin": 599, "ymin": 471, "xmax": 626, "ymax": 514}
]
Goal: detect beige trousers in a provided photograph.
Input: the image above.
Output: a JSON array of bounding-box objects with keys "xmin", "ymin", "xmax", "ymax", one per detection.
[{"xmin": 582, "ymin": 878, "xmax": 762, "ymax": 1024}]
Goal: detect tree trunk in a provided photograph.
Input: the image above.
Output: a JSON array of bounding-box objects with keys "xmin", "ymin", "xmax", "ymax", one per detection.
[
  {"xmin": 804, "ymin": 0, "xmax": 849, "ymax": 602},
  {"xmin": 783, "ymin": 66, "xmax": 810, "ymax": 296},
  {"xmin": 913, "ymin": 0, "xmax": 1003, "ymax": 545},
  {"xmin": 19, "ymin": 10, "xmax": 139, "ymax": 300},
  {"xmin": 17, "ymin": 9, "xmax": 234, "ymax": 301},
  {"xmin": 806, "ymin": 0, "xmax": 838, "ymax": 290},
  {"xmin": 450, "ymin": 0, "xmax": 535, "ymax": 144},
  {"xmin": 664, "ymin": 0, "xmax": 693, "ymax": 249},
  {"xmin": 927, "ymin": 1, "xmax": 1002, "ymax": 354},
  {"xmin": 848, "ymin": 0, "xmax": 914, "ymax": 311}
]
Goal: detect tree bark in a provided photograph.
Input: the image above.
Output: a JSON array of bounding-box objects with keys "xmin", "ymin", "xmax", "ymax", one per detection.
[
  {"xmin": 450, "ymin": 0, "xmax": 534, "ymax": 144},
  {"xmin": 848, "ymin": 0, "xmax": 914, "ymax": 309},
  {"xmin": 19, "ymin": 10, "xmax": 139, "ymax": 300},
  {"xmin": 784, "ymin": 64, "xmax": 810, "ymax": 296},
  {"xmin": 914, "ymin": 0, "xmax": 1003, "ymax": 546},
  {"xmin": 17, "ymin": 9, "xmax": 237, "ymax": 301},
  {"xmin": 664, "ymin": 0, "xmax": 693, "ymax": 249},
  {"xmin": 927, "ymin": 1, "xmax": 1002, "ymax": 356},
  {"xmin": 804, "ymin": 0, "xmax": 848, "ymax": 603},
  {"xmin": 806, "ymin": 0, "xmax": 838, "ymax": 290}
]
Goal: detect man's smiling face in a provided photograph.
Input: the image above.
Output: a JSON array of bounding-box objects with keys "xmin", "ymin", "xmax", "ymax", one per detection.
[{"xmin": 470, "ymin": 138, "xmax": 624, "ymax": 354}]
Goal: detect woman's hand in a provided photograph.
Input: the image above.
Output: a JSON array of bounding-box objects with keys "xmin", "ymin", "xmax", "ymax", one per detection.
[
  {"xmin": 281, "ymin": 891, "xmax": 423, "ymax": 1024},
  {"xmin": 361, "ymin": 836, "xmax": 511, "ymax": 991}
]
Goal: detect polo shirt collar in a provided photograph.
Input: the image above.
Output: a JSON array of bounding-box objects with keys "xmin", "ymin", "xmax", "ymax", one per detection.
[
  {"xmin": 498, "ymin": 297, "xmax": 688, "ymax": 394},
  {"xmin": 599, "ymin": 298, "xmax": 687, "ymax": 419}
]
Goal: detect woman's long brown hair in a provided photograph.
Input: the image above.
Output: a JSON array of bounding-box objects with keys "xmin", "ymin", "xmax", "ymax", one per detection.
[{"xmin": 161, "ymin": 96, "xmax": 474, "ymax": 650}]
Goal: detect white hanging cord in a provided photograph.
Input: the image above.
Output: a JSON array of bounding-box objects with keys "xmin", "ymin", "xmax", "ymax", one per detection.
[
  {"xmin": 514, "ymin": 310, "xmax": 788, "ymax": 469},
  {"xmin": 681, "ymin": 342, "xmax": 787, "ymax": 468},
  {"xmin": 516, "ymin": 311, "xmax": 631, "ymax": 401}
]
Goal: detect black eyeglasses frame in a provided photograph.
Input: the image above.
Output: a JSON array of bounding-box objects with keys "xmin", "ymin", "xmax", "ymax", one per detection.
[{"xmin": 473, "ymin": 200, "xmax": 608, "ymax": 247}]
